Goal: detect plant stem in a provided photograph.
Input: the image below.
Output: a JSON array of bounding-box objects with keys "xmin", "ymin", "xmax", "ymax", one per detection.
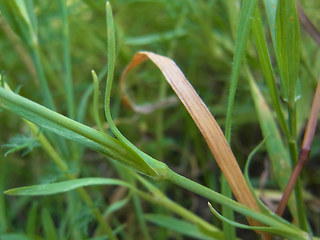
[
  {"xmin": 166, "ymin": 170, "xmax": 308, "ymax": 239},
  {"xmin": 277, "ymin": 78, "xmax": 320, "ymax": 230},
  {"xmin": 57, "ymin": 0, "xmax": 75, "ymax": 119}
]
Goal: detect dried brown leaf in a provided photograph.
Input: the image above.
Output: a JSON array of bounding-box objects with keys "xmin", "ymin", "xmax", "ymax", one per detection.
[{"xmin": 120, "ymin": 51, "xmax": 261, "ymax": 215}]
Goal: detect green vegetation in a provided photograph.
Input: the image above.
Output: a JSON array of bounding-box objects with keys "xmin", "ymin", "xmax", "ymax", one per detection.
[{"xmin": 1, "ymin": 0, "xmax": 320, "ymax": 239}]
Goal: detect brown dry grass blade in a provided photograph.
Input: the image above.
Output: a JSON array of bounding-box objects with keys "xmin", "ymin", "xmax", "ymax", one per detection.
[{"xmin": 120, "ymin": 51, "xmax": 261, "ymax": 216}]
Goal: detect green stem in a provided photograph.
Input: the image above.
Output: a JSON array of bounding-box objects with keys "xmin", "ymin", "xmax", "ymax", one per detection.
[
  {"xmin": 31, "ymin": 45, "xmax": 70, "ymax": 157},
  {"xmin": 287, "ymin": 102, "xmax": 309, "ymax": 230},
  {"xmin": 132, "ymin": 194, "xmax": 152, "ymax": 240},
  {"xmin": 138, "ymin": 189, "xmax": 224, "ymax": 240},
  {"xmin": 30, "ymin": 41, "xmax": 55, "ymax": 111},
  {"xmin": 166, "ymin": 170, "xmax": 308, "ymax": 239},
  {"xmin": 57, "ymin": 0, "xmax": 75, "ymax": 119},
  {"xmin": 0, "ymin": 156, "xmax": 8, "ymax": 232},
  {"xmin": 77, "ymin": 187, "xmax": 117, "ymax": 240},
  {"xmin": 294, "ymin": 178, "xmax": 309, "ymax": 231}
]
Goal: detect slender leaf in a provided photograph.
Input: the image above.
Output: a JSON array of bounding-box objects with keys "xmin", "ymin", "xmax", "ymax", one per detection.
[
  {"xmin": 247, "ymin": 70, "xmax": 297, "ymax": 219},
  {"xmin": 275, "ymin": 0, "xmax": 300, "ymax": 103},
  {"xmin": 41, "ymin": 208, "xmax": 58, "ymax": 240},
  {"xmin": 144, "ymin": 214, "xmax": 214, "ymax": 240},
  {"xmin": 5, "ymin": 178, "xmax": 131, "ymax": 196}
]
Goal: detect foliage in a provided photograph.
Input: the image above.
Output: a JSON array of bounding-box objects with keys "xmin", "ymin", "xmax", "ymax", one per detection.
[{"xmin": 1, "ymin": 0, "xmax": 320, "ymax": 239}]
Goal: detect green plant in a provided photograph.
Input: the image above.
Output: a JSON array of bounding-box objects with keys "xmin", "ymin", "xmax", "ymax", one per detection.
[{"xmin": 1, "ymin": 0, "xmax": 320, "ymax": 239}]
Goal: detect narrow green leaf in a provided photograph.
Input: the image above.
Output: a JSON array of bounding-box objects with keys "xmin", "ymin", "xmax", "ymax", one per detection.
[
  {"xmin": 275, "ymin": 0, "xmax": 300, "ymax": 103},
  {"xmin": 57, "ymin": 0, "xmax": 75, "ymax": 119},
  {"xmin": 263, "ymin": 0, "xmax": 278, "ymax": 44},
  {"xmin": 92, "ymin": 70, "xmax": 103, "ymax": 132},
  {"xmin": 5, "ymin": 178, "xmax": 131, "ymax": 196},
  {"xmin": 144, "ymin": 214, "xmax": 214, "ymax": 240},
  {"xmin": 26, "ymin": 202, "xmax": 38, "ymax": 236},
  {"xmin": 223, "ymin": 0, "xmax": 259, "ymax": 237},
  {"xmin": 0, "ymin": 0, "xmax": 55, "ymax": 110},
  {"xmin": 104, "ymin": 2, "xmax": 161, "ymax": 177},
  {"xmin": 41, "ymin": 208, "xmax": 58, "ymax": 240},
  {"xmin": 104, "ymin": 194, "xmax": 131, "ymax": 218},
  {"xmin": 252, "ymin": 7, "xmax": 289, "ymax": 139},
  {"xmin": 225, "ymin": 0, "xmax": 259, "ymax": 140},
  {"xmin": 247, "ymin": 71, "xmax": 297, "ymax": 219}
]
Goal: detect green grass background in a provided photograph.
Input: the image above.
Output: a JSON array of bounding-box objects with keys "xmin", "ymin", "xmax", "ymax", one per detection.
[{"xmin": 1, "ymin": 0, "xmax": 320, "ymax": 239}]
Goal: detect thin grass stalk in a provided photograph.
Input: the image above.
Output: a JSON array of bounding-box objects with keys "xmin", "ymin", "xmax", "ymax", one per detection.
[
  {"xmin": 166, "ymin": 170, "xmax": 309, "ymax": 239},
  {"xmin": 57, "ymin": 0, "xmax": 75, "ymax": 119},
  {"xmin": 223, "ymin": 0, "xmax": 259, "ymax": 237},
  {"xmin": 0, "ymin": 156, "xmax": 7, "ymax": 233},
  {"xmin": 277, "ymin": 77, "xmax": 320, "ymax": 218},
  {"xmin": 132, "ymin": 192, "xmax": 152, "ymax": 240}
]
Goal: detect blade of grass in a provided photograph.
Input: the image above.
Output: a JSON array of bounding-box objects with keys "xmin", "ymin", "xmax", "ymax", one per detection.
[
  {"xmin": 0, "ymin": 0, "xmax": 73, "ymax": 158},
  {"xmin": 277, "ymin": 77, "xmax": 320, "ymax": 218},
  {"xmin": 0, "ymin": 156, "xmax": 8, "ymax": 233},
  {"xmin": 0, "ymin": 0, "xmax": 55, "ymax": 110},
  {"xmin": 104, "ymin": 2, "xmax": 164, "ymax": 178},
  {"xmin": 92, "ymin": 70, "xmax": 104, "ymax": 132},
  {"xmin": 144, "ymin": 214, "xmax": 213, "ymax": 240},
  {"xmin": 251, "ymin": 7, "xmax": 289, "ymax": 139},
  {"xmin": 41, "ymin": 208, "xmax": 58, "ymax": 240},
  {"xmin": 276, "ymin": 0, "xmax": 301, "ymax": 104},
  {"xmin": 246, "ymin": 67, "xmax": 297, "ymax": 220},
  {"xmin": 57, "ymin": 0, "xmax": 75, "ymax": 119},
  {"xmin": 224, "ymin": 0, "xmax": 259, "ymax": 141},
  {"xmin": 26, "ymin": 202, "xmax": 38, "ymax": 237},
  {"xmin": 275, "ymin": 0, "xmax": 309, "ymax": 230},
  {"xmin": 223, "ymin": 0, "xmax": 259, "ymax": 235}
]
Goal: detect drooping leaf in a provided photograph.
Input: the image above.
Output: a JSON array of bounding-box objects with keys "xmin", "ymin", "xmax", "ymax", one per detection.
[{"xmin": 120, "ymin": 51, "xmax": 260, "ymax": 215}]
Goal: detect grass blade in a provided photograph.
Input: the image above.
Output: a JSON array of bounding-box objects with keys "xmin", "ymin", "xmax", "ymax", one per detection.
[
  {"xmin": 57, "ymin": 0, "xmax": 75, "ymax": 118},
  {"xmin": 5, "ymin": 178, "xmax": 131, "ymax": 196},
  {"xmin": 252, "ymin": 7, "xmax": 289, "ymax": 139},
  {"xmin": 144, "ymin": 214, "xmax": 213, "ymax": 240},
  {"xmin": 247, "ymin": 69, "xmax": 297, "ymax": 220},
  {"xmin": 41, "ymin": 208, "xmax": 58, "ymax": 240},
  {"xmin": 275, "ymin": 0, "xmax": 301, "ymax": 104},
  {"xmin": 225, "ymin": 0, "xmax": 259, "ymax": 141}
]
